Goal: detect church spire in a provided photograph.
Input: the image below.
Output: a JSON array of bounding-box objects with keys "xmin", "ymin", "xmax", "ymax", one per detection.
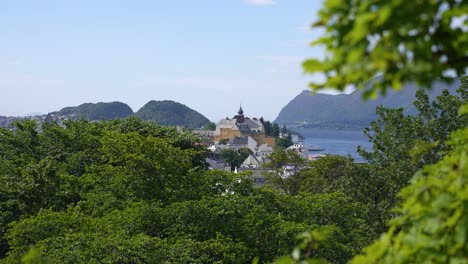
[{"xmin": 234, "ymin": 105, "xmax": 245, "ymax": 123}]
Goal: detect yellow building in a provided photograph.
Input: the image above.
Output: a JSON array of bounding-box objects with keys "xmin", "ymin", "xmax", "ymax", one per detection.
[{"xmin": 214, "ymin": 107, "xmax": 266, "ymax": 145}]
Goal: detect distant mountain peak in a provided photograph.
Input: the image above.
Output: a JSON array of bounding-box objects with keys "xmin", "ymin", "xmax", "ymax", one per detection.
[{"xmin": 274, "ymin": 80, "xmax": 460, "ymax": 129}]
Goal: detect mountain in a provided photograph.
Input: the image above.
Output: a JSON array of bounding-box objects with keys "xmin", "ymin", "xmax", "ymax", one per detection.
[
  {"xmin": 0, "ymin": 116, "xmax": 20, "ymax": 128},
  {"xmin": 134, "ymin": 100, "xmax": 210, "ymax": 128},
  {"xmin": 1, "ymin": 100, "xmax": 211, "ymax": 129},
  {"xmin": 274, "ymin": 79, "xmax": 461, "ymax": 129},
  {"xmin": 21, "ymin": 112, "xmax": 43, "ymax": 117},
  {"xmin": 54, "ymin": 102, "xmax": 134, "ymax": 120}
]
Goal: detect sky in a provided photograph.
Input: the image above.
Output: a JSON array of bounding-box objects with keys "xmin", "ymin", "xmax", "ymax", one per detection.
[{"xmin": 0, "ymin": 0, "xmax": 327, "ymax": 121}]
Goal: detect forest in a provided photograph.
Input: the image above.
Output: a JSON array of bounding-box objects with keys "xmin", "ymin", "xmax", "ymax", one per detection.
[{"xmin": 0, "ymin": 78, "xmax": 466, "ymax": 263}]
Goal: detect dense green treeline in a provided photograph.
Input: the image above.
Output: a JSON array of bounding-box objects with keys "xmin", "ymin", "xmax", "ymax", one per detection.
[
  {"xmin": 0, "ymin": 117, "xmax": 368, "ymax": 263},
  {"xmin": 0, "ymin": 80, "xmax": 466, "ymax": 263}
]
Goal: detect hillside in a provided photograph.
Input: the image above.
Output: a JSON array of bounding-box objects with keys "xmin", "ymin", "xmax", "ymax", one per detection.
[
  {"xmin": 1, "ymin": 100, "xmax": 211, "ymax": 129},
  {"xmin": 134, "ymin": 100, "xmax": 210, "ymax": 128},
  {"xmin": 0, "ymin": 116, "xmax": 22, "ymax": 128},
  {"xmin": 274, "ymin": 79, "xmax": 460, "ymax": 129},
  {"xmin": 55, "ymin": 101, "xmax": 134, "ymax": 120}
]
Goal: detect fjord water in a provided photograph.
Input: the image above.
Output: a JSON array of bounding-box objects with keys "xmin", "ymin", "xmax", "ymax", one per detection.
[{"xmin": 299, "ymin": 128, "xmax": 372, "ymax": 162}]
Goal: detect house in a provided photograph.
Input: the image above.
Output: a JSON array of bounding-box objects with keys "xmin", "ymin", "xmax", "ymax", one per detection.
[
  {"xmin": 255, "ymin": 143, "xmax": 274, "ymax": 158},
  {"xmin": 194, "ymin": 130, "xmax": 215, "ymax": 138},
  {"xmin": 241, "ymin": 154, "xmax": 261, "ymax": 169},
  {"xmin": 205, "ymin": 156, "xmax": 230, "ymax": 171},
  {"xmin": 193, "ymin": 130, "xmax": 215, "ymax": 146},
  {"xmin": 286, "ymin": 143, "xmax": 309, "ymax": 159},
  {"xmin": 227, "ymin": 136, "xmax": 257, "ymax": 151}
]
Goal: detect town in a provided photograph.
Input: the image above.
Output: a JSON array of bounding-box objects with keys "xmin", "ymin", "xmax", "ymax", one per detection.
[{"xmin": 194, "ymin": 106, "xmax": 318, "ymax": 187}]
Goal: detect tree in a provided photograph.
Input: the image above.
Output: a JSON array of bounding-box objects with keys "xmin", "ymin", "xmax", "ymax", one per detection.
[
  {"xmin": 218, "ymin": 138, "xmax": 229, "ymax": 145},
  {"xmin": 276, "ymin": 137, "xmax": 293, "ymax": 149},
  {"xmin": 271, "ymin": 123, "xmax": 280, "ymax": 138},
  {"xmin": 354, "ymin": 81, "xmax": 467, "ymax": 233},
  {"xmin": 304, "ymin": 0, "xmax": 467, "ymax": 97},
  {"xmin": 352, "ymin": 119, "xmax": 468, "ymax": 263},
  {"xmin": 260, "ymin": 117, "xmax": 272, "ymax": 136},
  {"xmin": 219, "ymin": 147, "xmax": 253, "ymax": 171},
  {"xmin": 300, "ymin": 155, "xmax": 355, "ymax": 195},
  {"xmin": 264, "ymin": 150, "xmax": 307, "ymax": 195},
  {"xmin": 274, "ymin": 1, "xmax": 467, "ymax": 262},
  {"xmin": 201, "ymin": 121, "xmax": 216, "ymax": 131}
]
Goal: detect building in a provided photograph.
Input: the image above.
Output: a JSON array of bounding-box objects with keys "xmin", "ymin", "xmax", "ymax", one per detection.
[
  {"xmin": 214, "ymin": 107, "xmax": 266, "ymax": 145},
  {"xmin": 227, "ymin": 136, "xmax": 257, "ymax": 151},
  {"xmin": 255, "ymin": 143, "xmax": 274, "ymax": 158},
  {"xmin": 194, "ymin": 130, "xmax": 215, "ymax": 139},
  {"xmin": 241, "ymin": 154, "xmax": 262, "ymax": 169},
  {"xmin": 286, "ymin": 143, "xmax": 309, "ymax": 159},
  {"xmin": 205, "ymin": 156, "xmax": 230, "ymax": 171}
]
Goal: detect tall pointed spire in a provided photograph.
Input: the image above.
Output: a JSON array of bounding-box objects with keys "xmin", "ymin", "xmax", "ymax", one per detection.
[
  {"xmin": 234, "ymin": 105, "xmax": 245, "ymax": 123},
  {"xmin": 238, "ymin": 105, "xmax": 244, "ymax": 115}
]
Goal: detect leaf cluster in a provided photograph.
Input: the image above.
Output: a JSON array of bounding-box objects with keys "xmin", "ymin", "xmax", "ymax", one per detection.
[{"xmin": 305, "ymin": 0, "xmax": 467, "ymax": 97}]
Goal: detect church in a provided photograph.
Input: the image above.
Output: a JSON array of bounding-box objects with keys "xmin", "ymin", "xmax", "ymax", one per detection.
[{"xmin": 213, "ymin": 107, "xmax": 266, "ymax": 145}]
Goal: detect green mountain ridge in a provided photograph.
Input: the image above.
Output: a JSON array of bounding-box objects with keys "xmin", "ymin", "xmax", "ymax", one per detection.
[
  {"xmin": 274, "ymin": 79, "xmax": 461, "ymax": 129},
  {"xmin": 54, "ymin": 101, "xmax": 134, "ymax": 120},
  {"xmin": 1, "ymin": 100, "xmax": 211, "ymax": 129},
  {"xmin": 134, "ymin": 100, "xmax": 210, "ymax": 128}
]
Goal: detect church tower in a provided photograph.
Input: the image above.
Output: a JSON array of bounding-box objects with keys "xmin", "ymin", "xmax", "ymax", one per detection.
[{"xmin": 233, "ymin": 105, "xmax": 245, "ymax": 123}]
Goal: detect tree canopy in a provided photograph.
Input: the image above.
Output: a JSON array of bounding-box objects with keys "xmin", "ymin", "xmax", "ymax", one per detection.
[
  {"xmin": 352, "ymin": 111, "xmax": 468, "ymax": 263},
  {"xmin": 0, "ymin": 118, "xmax": 371, "ymax": 263},
  {"xmin": 304, "ymin": 0, "xmax": 468, "ymax": 97}
]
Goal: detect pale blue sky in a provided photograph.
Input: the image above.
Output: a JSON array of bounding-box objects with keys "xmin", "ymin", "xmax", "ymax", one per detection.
[{"xmin": 0, "ymin": 0, "xmax": 325, "ymax": 121}]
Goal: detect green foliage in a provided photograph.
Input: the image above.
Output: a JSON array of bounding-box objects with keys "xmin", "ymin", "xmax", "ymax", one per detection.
[
  {"xmin": 202, "ymin": 121, "xmax": 216, "ymax": 131},
  {"xmin": 56, "ymin": 101, "xmax": 133, "ymax": 120},
  {"xmin": 276, "ymin": 126, "xmax": 293, "ymax": 150},
  {"xmin": 356, "ymin": 79, "xmax": 467, "ymax": 232},
  {"xmin": 0, "ymin": 118, "xmax": 204, "ymax": 259},
  {"xmin": 274, "ymin": 229, "xmax": 334, "ymax": 264},
  {"xmin": 276, "ymin": 136, "xmax": 293, "ymax": 150},
  {"xmin": 263, "ymin": 120, "xmax": 273, "ymax": 136},
  {"xmin": 218, "ymin": 138, "xmax": 229, "ymax": 145},
  {"xmin": 305, "ymin": 0, "xmax": 467, "ymax": 97},
  {"xmin": 134, "ymin": 100, "xmax": 210, "ymax": 128},
  {"xmin": 352, "ymin": 120, "xmax": 468, "ymax": 263},
  {"xmin": 2, "ymin": 86, "xmax": 466, "ymax": 264},
  {"xmin": 265, "ymin": 154, "xmax": 359, "ymax": 198},
  {"xmin": 264, "ymin": 149, "xmax": 307, "ymax": 195},
  {"xmin": 260, "ymin": 119, "xmax": 292, "ymax": 148},
  {"xmin": 272, "ymin": 0, "xmax": 467, "ymax": 262},
  {"xmin": 0, "ymin": 117, "xmax": 369, "ymax": 263},
  {"xmin": 21, "ymin": 247, "xmax": 49, "ymax": 264},
  {"xmin": 300, "ymin": 156, "xmax": 355, "ymax": 194},
  {"xmin": 219, "ymin": 147, "xmax": 253, "ymax": 170},
  {"xmin": 272, "ymin": 123, "xmax": 280, "ymax": 137}
]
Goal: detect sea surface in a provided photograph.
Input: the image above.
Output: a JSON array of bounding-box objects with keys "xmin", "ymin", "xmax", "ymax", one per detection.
[{"xmin": 298, "ymin": 128, "xmax": 372, "ymax": 162}]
